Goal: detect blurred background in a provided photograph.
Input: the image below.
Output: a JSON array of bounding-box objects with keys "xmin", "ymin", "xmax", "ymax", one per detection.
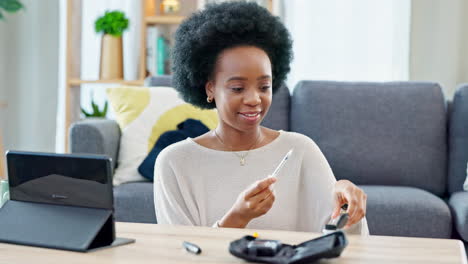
[{"xmin": 0, "ymin": 0, "xmax": 467, "ymax": 153}]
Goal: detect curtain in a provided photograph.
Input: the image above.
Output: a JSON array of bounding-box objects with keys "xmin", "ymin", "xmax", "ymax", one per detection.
[{"xmin": 282, "ymin": 0, "xmax": 411, "ymax": 90}]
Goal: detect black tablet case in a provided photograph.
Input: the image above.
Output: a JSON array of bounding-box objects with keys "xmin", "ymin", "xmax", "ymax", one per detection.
[
  {"xmin": 0, "ymin": 151, "xmax": 135, "ymax": 252},
  {"xmin": 0, "ymin": 200, "xmax": 134, "ymax": 252}
]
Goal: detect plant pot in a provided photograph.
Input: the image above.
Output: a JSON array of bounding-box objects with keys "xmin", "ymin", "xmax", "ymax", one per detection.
[{"xmin": 99, "ymin": 34, "xmax": 123, "ymax": 80}]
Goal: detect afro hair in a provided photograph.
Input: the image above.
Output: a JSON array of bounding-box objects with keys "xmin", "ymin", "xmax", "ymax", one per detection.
[{"xmin": 171, "ymin": 1, "xmax": 293, "ymax": 109}]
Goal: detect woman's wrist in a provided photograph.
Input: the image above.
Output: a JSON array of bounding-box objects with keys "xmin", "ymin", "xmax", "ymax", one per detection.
[
  {"xmin": 335, "ymin": 179, "xmax": 351, "ymax": 191},
  {"xmin": 218, "ymin": 209, "xmax": 250, "ymax": 228}
]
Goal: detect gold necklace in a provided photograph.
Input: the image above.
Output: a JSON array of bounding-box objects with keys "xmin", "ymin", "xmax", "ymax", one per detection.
[{"xmin": 213, "ymin": 129, "xmax": 262, "ymax": 166}]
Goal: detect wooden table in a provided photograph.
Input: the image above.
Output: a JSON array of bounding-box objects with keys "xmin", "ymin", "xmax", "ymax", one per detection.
[{"xmin": 0, "ymin": 222, "xmax": 466, "ymax": 263}]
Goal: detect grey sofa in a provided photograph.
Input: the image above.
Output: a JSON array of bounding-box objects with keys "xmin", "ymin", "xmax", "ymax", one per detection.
[{"xmin": 70, "ymin": 76, "xmax": 468, "ymax": 243}]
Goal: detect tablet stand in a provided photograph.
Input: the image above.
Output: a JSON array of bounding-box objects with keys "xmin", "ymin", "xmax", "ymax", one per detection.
[{"xmin": 0, "ymin": 200, "xmax": 134, "ymax": 252}]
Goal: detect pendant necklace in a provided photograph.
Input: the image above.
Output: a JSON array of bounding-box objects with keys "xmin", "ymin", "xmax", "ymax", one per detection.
[{"xmin": 213, "ymin": 129, "xmax": 262, "ymax": 166}]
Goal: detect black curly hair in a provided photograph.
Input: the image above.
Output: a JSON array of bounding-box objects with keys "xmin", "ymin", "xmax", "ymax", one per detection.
[{"xmin": 172, "ymin": 1, "xmax": 293, "ymax": 109}]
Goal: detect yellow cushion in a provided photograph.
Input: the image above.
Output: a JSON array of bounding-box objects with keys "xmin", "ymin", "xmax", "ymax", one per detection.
[
  {"xmin": 107, "ymin": 86, "xmax": 150, "ymax": 129},
  {"xmin": 148, "ymin": 103, "xmax": 218, "ymax": 151},
  {"xmin": 106, "ymin": 86, "xmax": 218, "ymax": 185}
]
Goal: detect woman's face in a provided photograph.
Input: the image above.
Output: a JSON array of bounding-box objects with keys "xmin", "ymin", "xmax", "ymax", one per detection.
[{"xmin": 206, "ymin": 46, "xmax": 273, "ymax": 133}]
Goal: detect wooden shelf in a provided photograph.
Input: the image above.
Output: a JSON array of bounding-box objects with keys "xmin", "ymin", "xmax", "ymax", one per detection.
[
  {"xmin": 63, "ymin": 0, "xmax": 274, "ymax": 151},
  {"xmin": 145, "ymin": 15, "xmax": 186, "ymax": 25},
  {"xmin": 68, "ymin": 79, "xmax": 145, "ymax": 86}
]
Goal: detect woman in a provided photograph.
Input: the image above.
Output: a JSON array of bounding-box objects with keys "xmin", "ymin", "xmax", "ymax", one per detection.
[{"xmin": 154, "ymin": 1, "xmax": 368, "ymax": 234}]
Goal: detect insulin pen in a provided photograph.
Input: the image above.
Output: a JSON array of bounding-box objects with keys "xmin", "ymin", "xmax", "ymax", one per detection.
[
  {"xmin": 183, "ymin": 241, "xmax": 202, "ymax": 255},
  {"xmin": 270, "ymin": 149, "xmax": 294, "ymax": 178}
]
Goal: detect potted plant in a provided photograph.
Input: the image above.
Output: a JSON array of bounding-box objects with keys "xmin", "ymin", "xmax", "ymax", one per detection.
[
  {"xmin": 0, "ymin": 0, "xmax": 23, "ymax": 20},
  {"xmin": 81, "ymin": 94, "xmax": 108, "ymax": 119},
  {"xmin": 95, "ymin": 10, "xmax": 129, "ymax": 80}
]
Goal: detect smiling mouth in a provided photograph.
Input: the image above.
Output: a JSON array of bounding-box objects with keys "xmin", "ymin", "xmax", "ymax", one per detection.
[
  {"xmin": 240, "ymin": 112, "xmax": 260, "ymax": 117},
  {"xmin": 239, "ymin": 112, "xmax": 262, "ymax": 120}
]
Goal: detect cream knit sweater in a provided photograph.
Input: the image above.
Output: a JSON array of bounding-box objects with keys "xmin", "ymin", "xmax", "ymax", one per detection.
[{"xmin": 154, "ymin": 130, "xmax": 368, "ymax": 235}]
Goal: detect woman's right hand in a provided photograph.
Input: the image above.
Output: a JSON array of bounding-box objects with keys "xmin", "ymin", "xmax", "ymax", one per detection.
[{"xmin": 219, "ymin": 176, "xmax": 277, "ymax": 228}]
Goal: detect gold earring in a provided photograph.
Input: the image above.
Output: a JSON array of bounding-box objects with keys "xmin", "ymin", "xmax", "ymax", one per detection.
[{"xmin": 207, "ymin": 96, "xmax": 213, "ymax": 103}]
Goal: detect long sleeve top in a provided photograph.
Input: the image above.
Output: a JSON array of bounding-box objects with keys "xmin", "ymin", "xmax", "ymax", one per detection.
[{"xmin": 154, "ymin": 130, "xmax": 368, "ymax": 235}]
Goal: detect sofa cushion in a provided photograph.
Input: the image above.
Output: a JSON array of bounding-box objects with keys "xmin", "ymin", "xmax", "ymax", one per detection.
[
  {"xmin": 361, "ymin": 185, "xmax": 452, "ymax": 238},
  {"xmin": 107, "ymin": 86, "xmax": 218, "ymax": 185},
  {"xmin": 292, "ymin": 81, "xmax": 447, "ymax": 196},
  {"xmin": 114, "ymin": 183, "xmax": 453, "ymax": 238},
  {"xmin": 114, "ymin": 182, "xmax": 156, "ymax": 223},
  {"xmin": 448, "ymin": 191, "xmax": 468, "ymax": 241},
  {"xmin": 448, "ymin": 84, "xmax": 468, "ymax": 194},
  {"xmin": 262, "ymin": 83, "xmax": 291, "ymax": 131},
  {"xmin": 138, "ymin": 119, "xmax": 209, "ymax": 180}
]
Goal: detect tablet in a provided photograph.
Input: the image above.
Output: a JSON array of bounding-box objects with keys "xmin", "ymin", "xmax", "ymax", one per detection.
[{"xmin": 6, "ymin": 151, "xmax": 113, "ymax": 210}]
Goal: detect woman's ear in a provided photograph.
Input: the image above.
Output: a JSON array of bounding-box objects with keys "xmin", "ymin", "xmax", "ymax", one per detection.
[{"xmin": 205, "ymin": 80, "xmax": 215, "ymax": 99}]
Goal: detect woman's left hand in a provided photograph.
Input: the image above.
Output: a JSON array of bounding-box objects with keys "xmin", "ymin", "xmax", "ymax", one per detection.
[{"xmin": 332, "ymin": 179, "xmax": 367, "ymax": 228}]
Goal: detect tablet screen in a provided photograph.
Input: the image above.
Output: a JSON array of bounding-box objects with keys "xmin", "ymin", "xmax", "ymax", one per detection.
[{"xmin": 6, "ymin": 151, "xmax": 113, "ymax": 210}]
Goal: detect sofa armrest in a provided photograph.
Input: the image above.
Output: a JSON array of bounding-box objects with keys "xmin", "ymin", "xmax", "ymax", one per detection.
[
  {"xmin": 449, "ymin": 191, "xmax": 468, "ymax": 241},
  {"xmin": 69, "ymin": 119, "xmax": 121, "ymax": 169}
]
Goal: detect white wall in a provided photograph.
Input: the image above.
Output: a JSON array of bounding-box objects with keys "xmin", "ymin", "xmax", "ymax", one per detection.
[
  {"xmin": 410, "ymin": 0, "xmax": 468, "ymax": 98},
  {"xmin": 0, "ymin": 0, "xmax": 59, "ymax": 152},
  {"xmin": 0, "ymin": 10, "xmax": 6, "ymax": 139}
]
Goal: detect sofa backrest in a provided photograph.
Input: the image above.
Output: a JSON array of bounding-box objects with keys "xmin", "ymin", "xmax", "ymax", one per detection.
[
  {"xmin": 291, "ymin": 81, "xmax": 448, "ymax": 197},
  {"xmin": 145, "ymin": 76, "xmax": 290, "ymax": 131},
  {"xmin": 448, "ymin": 84, "xmax": 468, "ymax": 194},
  {"xmin": 145, "ymin": 75, "xmax": 173, "ymax": 87},
  {"xmin": 262, "ymin": 84, "xmax": 290, "ymax": 131}
]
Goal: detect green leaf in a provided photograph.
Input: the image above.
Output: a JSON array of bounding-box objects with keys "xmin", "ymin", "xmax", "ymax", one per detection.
[
  {"xmin": 94, "ymin": 10, "xmax": 129, "ymax": 36},
  {"xmin": 0, "ymin": 0, "xmax": 23, "ymax": 13},
  {"xmin": 82, "ymin": 93, "xmax": 108, "ymax": 118},
  {"xmin": 91, "ymin": 100, "xmax": 99, "ymax": 114},
  {"xmin": 81, "ymin": 108, "xmax": 91, "ymax": 117},
  {"xmin": 102, "ymin": 101, "xmax": 108, "ymax": 117}
]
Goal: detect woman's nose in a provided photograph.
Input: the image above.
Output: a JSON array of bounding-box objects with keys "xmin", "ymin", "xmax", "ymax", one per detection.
[{"xmin": 243, "ymin": 89, "xmax": 261, "ymax": 105}]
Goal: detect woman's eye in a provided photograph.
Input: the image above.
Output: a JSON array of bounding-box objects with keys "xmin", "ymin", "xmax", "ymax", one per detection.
[
  {"xmin": 231, "ymin": 87, "xmax": 243, "ymax": 92},
  {"xmin": 261, "ymin": 85, "xmax": 271, "ymax": 91}
]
